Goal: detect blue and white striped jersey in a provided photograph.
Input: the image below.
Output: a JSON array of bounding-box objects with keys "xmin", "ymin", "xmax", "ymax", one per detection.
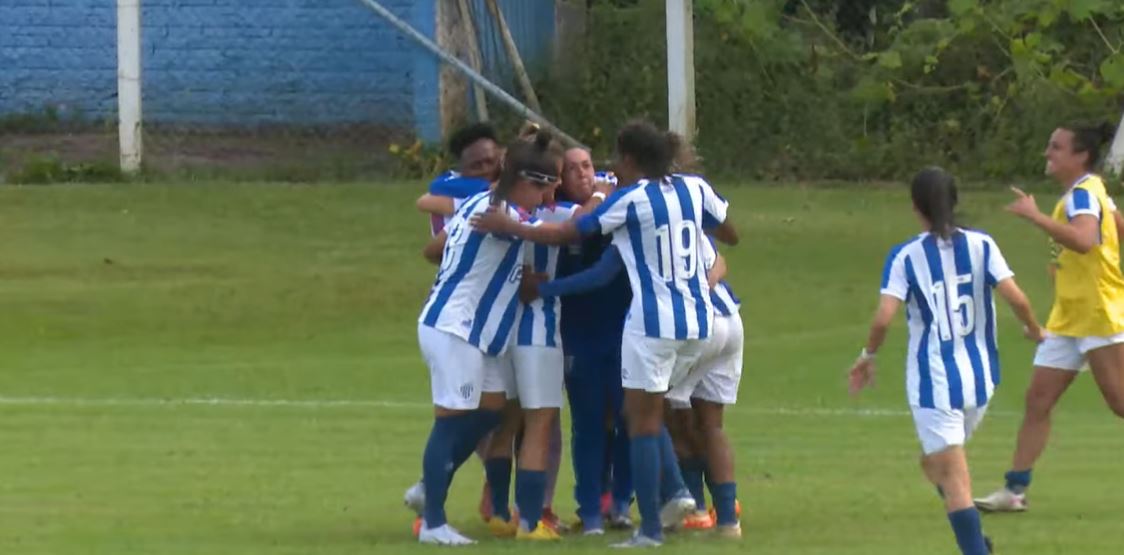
[
  {"xmin": 420, "ymin": 191, "xmax": 538, "ymax": 355},
  {"xmin": 881, "ymin": 229, "xmax": 1014, "ymax": 410},
  {"xmin": 516, "ymin": 202, "xmax": 580, "ymax": 348},
  {"xmin": 702, "ymin": 236, "xmax": 740, "ymax": 316},
  {"xmin": 575, "ymin": 174, "xmax": 729, "ymax": 340}
]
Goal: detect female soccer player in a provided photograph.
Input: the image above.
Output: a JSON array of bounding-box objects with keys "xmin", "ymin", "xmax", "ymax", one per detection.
[
  {"xmin": 848, "ymin": 167, "xmax": 1042, "ymax": 555},
  {"xmin": 665, "ymin": 235, "xmax": 743, "ymax": 537},
  {"xmin": 975, "ymin": 122, "xmax": 1124, "ymax": 512},
  {"xmin": 472, "ymin": 120, "xmax": 738, "ymax": 547},
  {"xmin": 411, "ymin": 132, "xmax": 560, "ymax": 546}
]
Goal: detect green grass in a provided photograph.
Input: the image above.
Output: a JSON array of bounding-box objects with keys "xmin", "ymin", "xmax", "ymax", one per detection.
[{"xmin": 1, "ymin": 182, "xmax": 1121, "ymax": 554}]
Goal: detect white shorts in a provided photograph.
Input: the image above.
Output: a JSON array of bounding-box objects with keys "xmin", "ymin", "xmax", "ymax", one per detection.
[
  {"xmin": 418, "ymin": 324, "xmax": 509, "ymax": 410},
  {"xmin": 506, "ymin": 345, "xmax": 564, "ymax": 409},
  {"xmin": 911, "ymin": 406, "xmax": 988, "ymax": 456},
  {"xmin": 1032, "ymin": 332, "xmax": 1124, "ymax": 371},
  {"xmin": 667, "ymin": 313, "xmax": 744, "ymax": 409},
  {"xmin": 621, "ymin": 333, "xmax": 706, "ymax": 393}
]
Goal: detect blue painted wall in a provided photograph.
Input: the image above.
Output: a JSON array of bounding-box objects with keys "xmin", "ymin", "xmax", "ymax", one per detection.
[{"xmin": 0, "ymin": 0, "xmax": 556, "ymax": 141}]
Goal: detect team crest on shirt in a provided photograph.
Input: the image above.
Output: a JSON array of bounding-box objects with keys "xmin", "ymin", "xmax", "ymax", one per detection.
[
  {"xmin": 507, "ymin": 264, "xmax": 523, "ymax": 284},
  {"xmin": 461, "ymin": 318, "xmax": 473, "ymax": 330},
  {"xmin": 459, "ymin": 382, "xmax": 475, "ymax": 400}
]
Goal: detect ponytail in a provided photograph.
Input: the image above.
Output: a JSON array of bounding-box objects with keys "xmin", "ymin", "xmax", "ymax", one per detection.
[{"xmin": 911, "ymin": 166, "xmax": 959, "ymax": 239}]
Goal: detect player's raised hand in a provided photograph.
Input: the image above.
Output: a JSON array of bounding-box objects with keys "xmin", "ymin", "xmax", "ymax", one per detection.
[
  {"xmin": 1006, "ymin": 187, "xmax": 1040, "ymax": 219},
  {"xmin": 848, "ymin": 358, "xmax": 876, "ymax": 397},
  {"xmin": 470, "ymin": 206, "xmax": 514, "ymax": 234}
]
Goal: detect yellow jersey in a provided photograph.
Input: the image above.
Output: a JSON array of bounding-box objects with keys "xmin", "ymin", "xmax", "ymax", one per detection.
[{"xmin": 1047, "ymin": 174, "xmax": 1124, "ymax": 336}]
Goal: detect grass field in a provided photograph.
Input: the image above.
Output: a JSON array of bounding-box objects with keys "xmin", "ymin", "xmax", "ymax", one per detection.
[{"xmin": 1, "ymin": 182, "xmax": 1122, "ymax": 554}]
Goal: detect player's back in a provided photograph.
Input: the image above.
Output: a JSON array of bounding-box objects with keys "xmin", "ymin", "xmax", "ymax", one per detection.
[
  {"xmin": 881, "ymin": 228, "xmax": 1013, "ymax": 411},
  {"xmin": 420, "ymin": 191, "xmax": 526, "ymax": 355},
  {"xmin": 610, "ymin": 175, "xmax": 716, "ymax": 341}
]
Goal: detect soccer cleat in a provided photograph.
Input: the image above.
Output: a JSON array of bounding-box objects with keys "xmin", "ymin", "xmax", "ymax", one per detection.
[
  {"xmin": 716, "ymin": 523, "xmax": 742, "ymax": 539},
  {"xmin": 487, "ymin": 516, "xmax": 518, "ymax": 538},
  {"xmin": 659, "ymin": 494, "xmax": 698, "ymax": 529},
  {"xmin": 610, "ymin": 532, "xmax": 663, "ymax": 548},
  {"xmin": 404, "ymin": 480, "xmax": 425, "ymax": 515},
  {"xmin": 607, "ymin": 510, "xmax": 633, "ymax": 530},
  {"xmin": 682, "ymin": 510, "xmax": 715, "ymax": 530},
  {"xmin": 418, "ymin": 523, "xmax": 476, "ymax": 546},
  {"xmin": 516, "ymin": 523, "xmax": 562, "ymax": 541},
  {"xmin": 411, "ymin": 516, "xmax": 423, "ymax": 538},
  {"xmin": 974, "ymin": 488, "xmax": 1028, "ymax": 513},
  {"xmin": 541, "ymin": 507, "xmax": 569, "ymax": 533}
]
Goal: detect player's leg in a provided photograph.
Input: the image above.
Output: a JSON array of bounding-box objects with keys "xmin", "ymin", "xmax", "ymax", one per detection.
[
  {"xmin": 615, "ymin": 335, "xmax": 677, "ymax": 545},
  {"xmin": 512, "ymin": 346, "xmax": 564, "ymax": 540},
  {"xmin": 694, "ymin": 400, "xmax": 738, "ymax": 535},
  {"xmin": 606, "ymin": 352, "xmax": 634, "ymax": 527},
  {"xmin": 667, "ymin": 404, "xmax": 708, "ymax": 516},
  {"xmin": 1083, "ymin": 338, "xmax": 1124, "ymax": 418},
  {"xmin": 976, "ymin": 336, "xmax": 1080, "ymax": 512},
  {"xmin": 540, "ymin": 413, "xmax": 565, "ymax": 532},
  {"xmin": 666, "ymin": 367, "xmax": 709, "ymax": 519},
  {"xmin": 566, "ymin": 350, "xmax": 610, "ymax": 533},
  {"xmin": 415, "ymin": 325, "xmax": 504, "ymax": 544},
  {"xmin": 656, "ymin": 339, "xmax": 707, "ymax": 524},
  {"xmin": 915, "ymin": 407, "xmax": 991, "ymax": 555},
  {"xmin": 482, "ymin": 400, "xmax": 520, "ymax": 533},
  {"xmin": 695, "ymin": 313, "xmax": 743, "ymax": 536}
]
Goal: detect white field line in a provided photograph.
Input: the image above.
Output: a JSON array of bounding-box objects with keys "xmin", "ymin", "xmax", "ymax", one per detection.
[{"xmin": 0, "ymin": 395, "xmax": 1015, "ymax": 418}]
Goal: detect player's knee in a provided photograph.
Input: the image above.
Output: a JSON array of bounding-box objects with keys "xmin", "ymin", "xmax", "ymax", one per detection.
[{"xmin": 1023, "ymin": 389, "xmax": 1058, "ymax": 418}]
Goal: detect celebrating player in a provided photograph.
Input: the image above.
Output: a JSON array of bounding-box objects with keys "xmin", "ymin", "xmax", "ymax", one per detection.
[
  {"xmin": 410, "ymin": 133, "xmax": 560, "ymax": 546},
  {"xmin": 848, "ymin": 167, "xmax": 1042, "ymax": 555},
  {"xmin": 471, "ymin": 120, "xmax": 738, "ymax": 547},
  {"xmin": 665, "ymin": 235, "xmax": 743, "ymax": 537},
  {"xmin": 975, "ymin": 122, "xmax": 1124, "ymax": 512}
]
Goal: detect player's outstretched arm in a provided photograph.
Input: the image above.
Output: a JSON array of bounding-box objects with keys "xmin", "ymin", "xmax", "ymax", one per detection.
[
  {"xmin": 710, "ymin": 221, "xmax": 739, "ymax": 246},
  {"xmin": 471, "ymin": 207, "xmax": 581, "ymax": 245},
  {"xmin": 848, "ymin": 295, "xmax": 901, "ymax": 396},
  {"xmin": 994, "ymin": 278, "xmax": 1045, "ymax": 342},
  {"xmin": 416, "ymin": 194, "xmax": 456, "ymax": 216},
  {"xmin": 539, "ymin": 246, "xmax": 624, "ymax": 299},
  {"xmin": 423, "ymin": 230, "xmax": 447, "ymax": 265}
]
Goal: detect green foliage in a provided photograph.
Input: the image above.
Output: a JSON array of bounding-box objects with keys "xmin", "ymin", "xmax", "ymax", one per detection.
[
  {"xmin": 540, "ymin": 0, "xmax": 1124, "ymax": 180},
  {"xmin": 386, "ymin": 140, "xmax": 449, "ymax": 180},
  {"xmin": 8, "ymin": 156, "xmax": 125, "ymax": 185}
]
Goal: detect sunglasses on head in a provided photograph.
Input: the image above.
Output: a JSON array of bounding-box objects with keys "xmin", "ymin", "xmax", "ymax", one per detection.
[{"xmin": 519, "ymin": 169, "xmax": 560, "ymax": 186}]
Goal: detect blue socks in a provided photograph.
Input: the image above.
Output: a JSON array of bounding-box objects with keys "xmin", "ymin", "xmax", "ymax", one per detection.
[
  {"xmin": 422, "ymin": 410, "xmax": 502, "ymax": 529},
  {"xmin": 680, "ymin": 458, "xmax": 707, "ymax": 510},
  {"xmin": 658, "ymin": 427, "xmax": 688, "ymax": 502},
  {"xmin": 1004, "ymin": 469, "xmax": 1032, "ymax": 494},
  {"xmin": 516, "ymin": 469, "xmax": 547, "ymax": 531},
  {"xmin": 484, "ymin": 458, "xmax": 513, "ymax": 520},
  {"xmin": 421, "ymin": 413, "xmax": 474, "ymax": 528},
  {"xmin": 947, "ymin": 507, "xmax": 990, "ymax": 555},
  {"xmin": 710, "ymin": 481, "xmax": 738, "ymax": 526},
  {"xmin": 630, "ymin": 434, "xmax": 663, "ymax": 540}
]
